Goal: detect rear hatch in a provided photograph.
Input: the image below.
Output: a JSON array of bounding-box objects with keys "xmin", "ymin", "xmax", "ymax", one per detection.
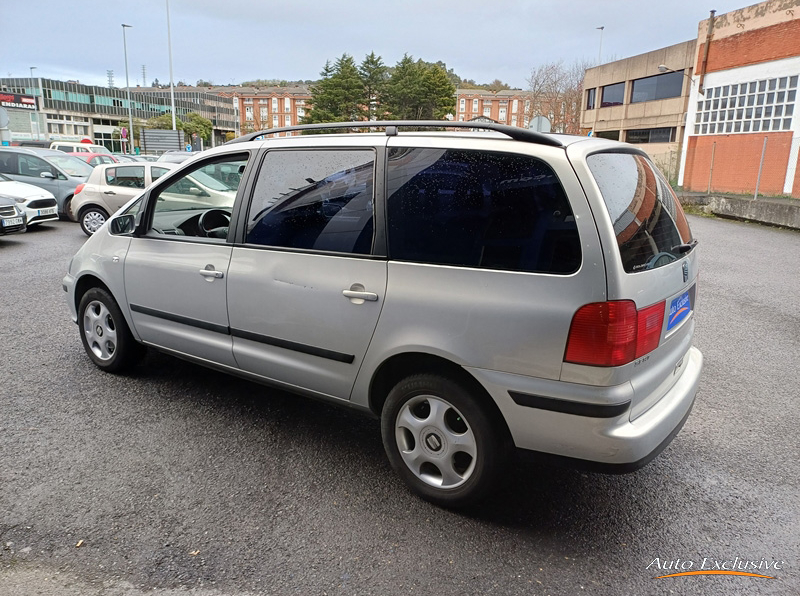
[{"xmin": 567, "ymin": 147, "xmax": 698, "ymax": 420}]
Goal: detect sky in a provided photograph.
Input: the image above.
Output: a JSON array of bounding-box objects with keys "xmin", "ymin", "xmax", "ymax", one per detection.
[{"xmin": 4, "ymin": 0, "xmax": 754, "ymax": 90}]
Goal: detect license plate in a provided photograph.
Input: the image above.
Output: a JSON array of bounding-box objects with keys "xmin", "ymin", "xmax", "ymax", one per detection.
[
  {"xmin": 667, "ymin": 290, "xmax": 691, "ymax": 331},
  {"xmin": 38, "ymin": 208, "xmax": 57, "ymax": 216},
  {"xmin": 2, "ymin": 217, "xmax": 23, "ymax": 227}
]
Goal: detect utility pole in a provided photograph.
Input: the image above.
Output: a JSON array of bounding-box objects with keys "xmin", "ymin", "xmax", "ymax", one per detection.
[
  {"xmin": 122, "ymin": 24, "xmax": 134, "ymax": 153},
  {"xmin": 166, "ymin": 0, "xmax": 177, "ymax": 131},
  {"xmin": 141, "ymin": 65, "xmax": 147, "ymax": 87}
]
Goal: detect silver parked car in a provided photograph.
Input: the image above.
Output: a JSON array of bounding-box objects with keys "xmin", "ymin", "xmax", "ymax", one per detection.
[{"xmin": 63, "ymin": 121, "xmax": 702, "ymax": 507}]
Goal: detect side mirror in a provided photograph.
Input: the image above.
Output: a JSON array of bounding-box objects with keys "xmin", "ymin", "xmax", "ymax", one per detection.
[
  {"xmin": 110, "ymin": 213, "xmax": 136, "ymax": 235},
  {"xmin": 40, "ymin": 171, "xmax": 56, "ymax": 179}
]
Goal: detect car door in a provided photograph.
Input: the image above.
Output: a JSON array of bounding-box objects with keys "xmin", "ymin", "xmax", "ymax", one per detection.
[
  {"xmin": 227, "ymin": 143, "xmax": 387, "ymax": 400},
  {"xmin": 124, "ymin": 151, "xmax": 251, "ymax": 367},
  {"xmin": 102, "ymin": 165, "xmax": 146, "ymax": 212},
  {"xmin": 1, "ymin": 152, "xmax": 62, "ymax": 198}
]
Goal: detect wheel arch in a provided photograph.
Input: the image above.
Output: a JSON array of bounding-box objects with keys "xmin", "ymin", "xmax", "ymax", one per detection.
[
  {"xmin": 368, "ymin": 352, "xmax": 511, "ymax": 439},
  {"xmin": 73, "ymin": 274, "xmax": 113, "ymax": 315}
]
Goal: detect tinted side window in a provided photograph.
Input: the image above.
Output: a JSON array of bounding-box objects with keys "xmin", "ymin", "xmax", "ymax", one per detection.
[
  {"xmin": 587, "ymin": 152, "xmax": 693, "ymax": 273},
  {"xmin": 386, "ymin": 148, "xmax": 581, "ymax": 274},
  {"xmin": 111, "ymin": 166, "xmax": 145, "ymax": 189},
  {"xmin": 17, "ymin": 155, "xmax": 55, "ymax": 178},
  {"xmin": 246, "ymin": 149, "xmax": 375, "ymax": 255},
  {"xmin": 0, "ymin": 152, "xmax": 18, "ymax": 174}
]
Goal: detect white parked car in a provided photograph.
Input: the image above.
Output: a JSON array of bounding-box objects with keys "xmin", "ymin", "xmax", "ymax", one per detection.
[
  {"xmin": 71, "ymin": 162, "xmax": 177, "ymax": 235},
  {"xmin": 0, "ymin": 172, "xmax": 59, "ymax": 226}
]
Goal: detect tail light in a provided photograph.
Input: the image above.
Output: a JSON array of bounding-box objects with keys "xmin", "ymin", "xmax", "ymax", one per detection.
[
  {"xmin": 565, "ymin": 300, "xmax": 665, "ymax": 367},
  {"xmin": 74, "ymin": 184, "xmax": 85, "ymax": 195}
]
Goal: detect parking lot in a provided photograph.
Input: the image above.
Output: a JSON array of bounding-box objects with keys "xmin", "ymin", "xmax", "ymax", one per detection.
[{"xmin": 1, "ymin": 215, "xmax": 798, "ymax": 595}]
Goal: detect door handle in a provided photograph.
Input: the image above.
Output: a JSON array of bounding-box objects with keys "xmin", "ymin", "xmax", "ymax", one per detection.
[
  {"xmin": 199, "ymin": 269, "xmax": 224, "ymax": 279},
  {"xmin": 342, "ymin": 289, "xmax": 378, "ymax": 301},
  {"xmin": 104, "ymin": 190, "xmax": 116, "ymax": 195}
]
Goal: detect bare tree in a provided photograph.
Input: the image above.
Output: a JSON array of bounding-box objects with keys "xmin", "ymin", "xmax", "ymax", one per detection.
[{"xmin": 525, "ymin": 59, "xmax": 592, "ymax": 134}]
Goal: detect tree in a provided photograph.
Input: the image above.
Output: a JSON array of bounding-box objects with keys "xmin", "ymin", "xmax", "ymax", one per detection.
[
  {"xmin": 196, "ymin": 79, "xmax": 214, "ymax": 87},
  {"xmin": 383, "ymin": 55, "xmax": 456, "ymax": 120},
  {"xmin": 359, "ymin": 52, "xmax": 389, "ymax": 120},
  {"xmin": 302, "ymin": 54, "xmax": 367, "ymax": 125},
  {"xmin": 183, "ymin": 112, "xmax": 213, "ymax": 143},
  {"xmin": 485, "ymin": 79, "xmax": 511, "ymax": 93},
  {"xmin": 525, "ymin": 59, "xmax": 589, "ymax": 134},
  {"xmin": 146, "ymin": 112, "xmax": 182, "ymax": 131}
]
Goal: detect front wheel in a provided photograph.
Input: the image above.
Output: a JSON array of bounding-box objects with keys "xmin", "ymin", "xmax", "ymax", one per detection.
[
  {"xmin": 79, "ymin": 206, "xmax": 109, "ymax": 236},
  {"xmin": 78, "ymin": 288, "xmax": 144, "ymax": 372},
  {"xmin": 381, "ymin": 373, "xmax": 511, "ymax": 507}
]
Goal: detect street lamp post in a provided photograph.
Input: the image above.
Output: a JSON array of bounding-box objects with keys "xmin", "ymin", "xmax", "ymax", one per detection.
[
  {"xmin": 166, "ymin": 0, "xmax": 177, "ymax": 131},
  {"xmin": 122, "ymin": 24, "xmax": 134, "ymax": 154},
  {"xmin": 29, "ymin": 66, "xmax": 40, "ymax": 141}
]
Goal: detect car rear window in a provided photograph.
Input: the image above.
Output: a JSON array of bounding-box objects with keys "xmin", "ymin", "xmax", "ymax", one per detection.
[{"xmin": 587, "ymin": 152, "xmax": 693, "ymax": 273}]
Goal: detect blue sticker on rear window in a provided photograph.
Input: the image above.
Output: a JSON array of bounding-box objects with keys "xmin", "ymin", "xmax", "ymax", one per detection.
[{"xmin": 667, "ymin": 290, "xmax": 691, "ymax": 331}]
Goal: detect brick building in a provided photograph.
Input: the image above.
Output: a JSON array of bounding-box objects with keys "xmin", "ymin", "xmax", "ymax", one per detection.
[
  {"xmin": 215, "ymin": 85, "xmax": 311, "ymax": 137},
  {"xmin": 452, "ymin": 89, "xmax": 530, "ymax": 128},
  {"xmin": 679, "ymin": 0, "xmax": 800, "ymax": 197}
]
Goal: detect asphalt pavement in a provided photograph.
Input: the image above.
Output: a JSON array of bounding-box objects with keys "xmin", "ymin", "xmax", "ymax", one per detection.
[{"xmin": 1, "ymin": 216, "xmax": 797, "ymax": 595}]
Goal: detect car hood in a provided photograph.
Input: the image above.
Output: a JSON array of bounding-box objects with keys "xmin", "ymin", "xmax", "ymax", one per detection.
[{"xmin": 0, "ymin": 180, "xmax": 56, "ymax": 200}]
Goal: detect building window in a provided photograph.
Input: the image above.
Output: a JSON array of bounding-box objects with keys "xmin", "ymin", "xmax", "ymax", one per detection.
[
  {"xmin": 284, "ymin": 115, "xmax": 291, "ymax": 126},
  {"xmin": 472, "ymin": 99, "xmax": 478, "ymax": 112},
  {"xmin": 630, "ymin": 71, "xmax": 685, "ymax": 103},
  {"xmin": 498, "ymin": 107, "xmax": 507, "ymax": 121},
  {"xmin": 483, "ymin": 104, "xmax": 491, "ymax": 117},
  {"xmin": 625, "ymin": 127, "xmax": 675, "ymax": 143},
  {"xmin": 260, "ymin": 107, "xmax": 268, "ymax": 122},
  {"xmin": 272, "ymin": 114, "xmax": 279, "ymax": 128},
  {"xmin": 511, "ymin": 115, "xmax": 517, "ymax": 126},
  {"xmin": 512, "ymin": 99, "xmax": 518, "ymax": 113},
  {"xmin": 245, "ymin": 106, "xmax": 253, "ymax": 121},
  {"xmin": 600, "ymin": 82, "xmax": 625, "ymax": 107},
  {"xmin": 272, "ymin": 98, "xmax": 278, "ymax": 112},
  {"xmin": 586, "ymin": 88, "xmax": 596, "ymax": 110},
  {"xmin": 594, "ymin": 130, "xmax": 620, "ymax": 140},
  {"xmin": 284, "ymin": 97, "xmax": 291, "ymax": 113},
  {"xmin": 459, "ymin": 98, "xmax": 465, "ymax": 112},
  {"xmin": 297, "ymin": 107, "xmax": 305, "ymax": 118},
  {"xmin": 693, "ymin": 76, "xmax": 796, "ymax": 135}
]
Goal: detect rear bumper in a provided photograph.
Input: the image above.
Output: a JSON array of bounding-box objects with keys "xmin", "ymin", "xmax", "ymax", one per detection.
[{"xmin": 467, "ymin": 345, "xmax": 703, "ymax": 469}]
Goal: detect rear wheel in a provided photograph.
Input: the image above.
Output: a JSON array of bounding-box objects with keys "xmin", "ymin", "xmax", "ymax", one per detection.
[
  {"xmin": 79, "ymin": 206, "xmax": 109, "ymax": 236},
  {"xmin": 381, "ymin": 373, "xmax": 511, "ymax": 507},
  {"xmin": 78, "ymin": 288, "xmax": 144, "ymax": 372}
]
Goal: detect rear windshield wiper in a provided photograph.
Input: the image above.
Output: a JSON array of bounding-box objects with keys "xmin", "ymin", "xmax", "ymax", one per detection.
[{"xmin": 672, "ymin": 239, "xmax": 698, "ymax": 254}]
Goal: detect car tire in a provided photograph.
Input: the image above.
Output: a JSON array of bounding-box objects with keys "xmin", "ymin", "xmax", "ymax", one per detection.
[
  {"xmin": 61, "ymin": 196, "xmax": 74, "ymax": 221},
  {"xmin": 78, "ymin": 288, "xmax": 144, "ymax": 373},
  {"xmin": 381, "ymin": 373, "xmax": 511, "ymax": 507},
  {"xmin": 79, "ymin": 206, "xmax": 109, "ymax": 236}
]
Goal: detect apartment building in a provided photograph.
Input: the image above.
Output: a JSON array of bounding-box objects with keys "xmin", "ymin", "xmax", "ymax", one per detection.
[
  {"xmin": 216, "ymin": 85, "xmax": 311, "ymax": 136},
  {"xmin": 453, "ymin": 89, "xmax": 530, "ymax": 128}
]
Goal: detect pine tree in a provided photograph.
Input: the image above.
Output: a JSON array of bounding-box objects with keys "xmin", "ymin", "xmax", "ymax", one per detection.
[
  {"xmin": 384, "ymin": 55, "xmax": 456, "ymax": 120},
  {"xmin": 303, "ymin": 54, "xmax": 367, "ymax": 125},
  {"xmin": 359, "ymin": 52, "xmax": 389, "ymax": 120}
]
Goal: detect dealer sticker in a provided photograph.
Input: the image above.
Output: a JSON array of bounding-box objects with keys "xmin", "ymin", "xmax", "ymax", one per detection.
[{"xmin": 667, "ymin": 290, "xmax": 691, "ymax": 331}]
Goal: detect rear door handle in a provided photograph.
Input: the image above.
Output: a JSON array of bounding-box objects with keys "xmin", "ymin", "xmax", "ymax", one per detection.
[
  {"xmin": 199, "ymin": 269, "xmax": 224, "ymax": 279},
  {"xmin": 343, "ymin": 290, "xmax": 378, "ymax": 301},
  {"xmin": 104, "ymin": 190, "xmax": 116, "ymax": 195}
]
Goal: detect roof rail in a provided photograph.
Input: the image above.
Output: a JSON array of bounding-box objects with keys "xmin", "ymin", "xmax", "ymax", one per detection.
[{"xmin": 224, "ymin": 120, "xmax": 563, "ymax": 148}]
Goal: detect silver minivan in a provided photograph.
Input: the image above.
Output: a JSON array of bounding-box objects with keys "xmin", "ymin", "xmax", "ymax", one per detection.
[
  {"xmin": 63, "ymin": 121, "xmax": 702, "ymax": 507},
  {"xmin": 0, "ymin": 147, "xmax": 93, "ymax": 218}
]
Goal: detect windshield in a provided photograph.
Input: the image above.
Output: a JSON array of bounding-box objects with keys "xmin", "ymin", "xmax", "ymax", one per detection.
[
  {"xmin": 48, "ymin": 154, "xmax": 93, "ymax": 177},
  {"xmin": 90, "ymin": 145, "xmax": 112, "ymax": 155},
  {"xmin": 588, "ymin": 152, "xmax": 693, "ymax": 273}
]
